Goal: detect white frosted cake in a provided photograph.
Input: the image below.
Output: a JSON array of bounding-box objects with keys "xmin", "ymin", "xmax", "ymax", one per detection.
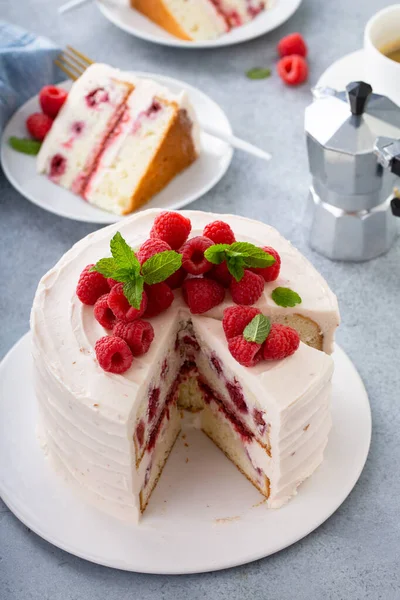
[
  {"xmin": 31, "ymin": 210, "xmax": 340, "ymax": 522},
  {"xmin": 37, "ymin": 64, "xmax": 200, "ymax": 215},
  {"xmin": 131, "ymin": 0, "xmax": 267, "ymax": 41}
]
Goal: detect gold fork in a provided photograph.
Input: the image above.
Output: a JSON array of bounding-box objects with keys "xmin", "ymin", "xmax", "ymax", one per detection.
[{"xmin": 54, "ymin": 46, "xmax": 272, "ymax": 162}]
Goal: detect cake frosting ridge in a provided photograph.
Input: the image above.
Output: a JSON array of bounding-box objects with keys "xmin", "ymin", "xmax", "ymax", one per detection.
[{"xmin": 31, "ymin": 209, "xmax": 339, "ymax": 522}]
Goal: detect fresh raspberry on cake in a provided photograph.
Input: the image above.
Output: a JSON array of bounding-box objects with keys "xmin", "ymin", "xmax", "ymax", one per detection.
[
  {"xmin": 230, "ymin": 270, "xmax": 264, "ymax": 305},
  {"xmin": 114, "ymin": 320, "xmax": 155, "ymax": 356},
  {"xmin": 250, "ymin": 246, "xmax": 281, "ymax": 282},
  {"xmin": 108, "ymin": 283, "xmax": 147, "ymax": 322},
  {"xmin": 181, "ymin": 236, "xmax": 214, "ymax": 275},
  {"xmin": 165, "ymin": 267, "xmax": 187, "ymax": 289},
  {"xmin": 143, "ymin": 282, "xmax": 174, "ymax": 317},
  {"xmin": 94, "ymin": 294, "xmax": 117, "ymax": 330},
  {"xmin": 150, "ymin": 211, "xmax": 191, "ymax": 250},
  {"xmin": 205, "ymin": 261, "xmax": 232, "ymax": 288},
  {"xmin": 137, "ymin": 238, "xmax": 171, "ymax": 265},
  {"xmin": 228, "ymin": 336, "xmax": 263, "ymax": 367},
  {"xmin": 76, "ymin": 264, "xmax": 110, "ymax": 305},
  {"xmin": 277, "ymin": 33, "xmax": 308, "ymax": 58},
  {"xmin": 26, "ymin": 113, "xmax": 53, "ymax": 141},
  {"xmin": 203, "ymin": 221, "xmax": 236, "ymax": 244},
  {"xmin": 262, "ymin": 324, "xmax": 300, "ymax": 360},
  {"xmin": 107, "ymin": 278, "xmax": 119, "ymax": 288},
  {"xmin": 182, "ymin": 278, "xmax": 225, "ymax": 314},
  {"xmin": 223, "ymin": 306, "xmax": 261, "ymax": 340},
  {"xmin": 95, "ymin": 336, "xmax": 133, "ymax": 374},
  {"xmin": 39, "ymin": 85, "xmax": 68, "ymax": 118}
]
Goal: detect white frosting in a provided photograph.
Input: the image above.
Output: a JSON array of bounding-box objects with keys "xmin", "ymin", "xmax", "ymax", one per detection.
[{"xmin": 31, "ymin": 209, "xmax": 339, "ymax": 521}]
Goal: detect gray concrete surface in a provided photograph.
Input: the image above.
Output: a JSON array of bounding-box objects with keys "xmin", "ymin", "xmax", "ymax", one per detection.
[{"xmin": 1, "ymin": 0, "xmax": 399, "ymax": 598}]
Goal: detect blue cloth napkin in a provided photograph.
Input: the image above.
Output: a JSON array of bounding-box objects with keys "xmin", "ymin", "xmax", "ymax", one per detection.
[{"xmin": 0, "ymin": 21, "xmax": 62, "ymax": 133}]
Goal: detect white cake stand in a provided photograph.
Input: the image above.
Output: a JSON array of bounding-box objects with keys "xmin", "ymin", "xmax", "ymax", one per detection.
[{"xmin": 0, "ymin": 333, "xmax": 371, "ymax": 574}]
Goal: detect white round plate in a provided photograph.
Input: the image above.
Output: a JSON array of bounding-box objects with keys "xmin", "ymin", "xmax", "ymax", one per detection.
[
  {"xmin": 0, "ymin": 74, "xmax": 233, "ymax": 224},
  {"xmin": 317, "ymin": 49, "xmax": 365, "ymax": 89},
  {"xmin": 97, "ymin": 0, "xmax": 302, "ymax": 48},
  {"xmin": 0, "ymin": 334, "xmax": 371, "ymax": 574}
]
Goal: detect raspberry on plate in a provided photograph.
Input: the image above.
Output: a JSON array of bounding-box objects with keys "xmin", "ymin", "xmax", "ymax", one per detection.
[
  {"xmin": 230, "ymin": 270, "xmax": 264, "ymax": 305},
  {"xmin": 182, "ymin": 278, "xmax": 225, "ymax": 314},
  {"xmin": 205, "ymin": 261, "xmax": 232, "ymax": 288},
  {"xmin": 143, "ymin": 282, "xmax": 174, "ymax": 317},
  {"xmin": 150, "ymin": 211, "xmax": 191, "ymax": 250},
  {"xmin": 39, "ymin": 85, "xmax": 68, "ymax": 118},
  {"xmin": 94, "ymin": 294, "xmax": 117, "ymax": 330},
  {"xmin": 250, "ymin": 246, "xmax": 281, "ymax": 282},
  {"xmin": 137, "ymin": 238, "xmax": 171, "ymax": 265},
  {"xmin": 95, "ymin": 336, "xmax": 133, "ymax": 374},
  {"xmin": 26, "ymin": 113, "xmax": 53, "ymax": 142},
  {"xmin": 262, "ymin": 324, "xmax": 300, "ymax": 360},
  {"xmin": 114, "ymin": 320, "xmax": 155, "ymax": 356},
  {"xmin": 181, "ymin": 236, "xmax": 214, "ymax": 275},
  {"xmin": 108, "ymin": 283, "xmax": 147, "ymax": 322},
  {"xmin": 277, "ymin": 33, "xmax": 308, "ymax": 58},
  {"xmin": 228, "ymin": 336, "xmax": 263, "ymax": 367},
  {"xmin": 223, "ymin": 306, "xmax": 261, "ymax": 340},
  {"xmin": 277, "ymin": 55, "xmax": 308, "ymax": 86},
  {"xmin": 203, "ymin": 221, "xmax": 236, "ymax": 245},
  {"xmin": 76, "ymin": 264, "xmax": 110, "ymax": 305}
]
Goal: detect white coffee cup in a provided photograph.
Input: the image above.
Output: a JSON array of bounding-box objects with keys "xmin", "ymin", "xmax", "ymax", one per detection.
[{"xmin": 364, "ymin": 4, "xmax": 400, "ymax": 106}]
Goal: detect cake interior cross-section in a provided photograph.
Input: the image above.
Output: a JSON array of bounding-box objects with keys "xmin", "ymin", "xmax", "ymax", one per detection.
[{"xmin": 31, "ymin": 210, "xmax": 340, "ymax": 523}]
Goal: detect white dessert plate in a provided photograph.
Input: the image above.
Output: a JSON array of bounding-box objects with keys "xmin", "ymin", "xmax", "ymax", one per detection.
[
  {"xmin": 97, "ymin": 0, "xmax": 303, "ymax": 49},
  {"xmin": 0, "ymin": 74, "xmax": 233, "ymax": 224},
  {"xmin": 0, "ymin": 334, "xmax": 371, "ymax": 574},
  {"xmin": 317, "ymin": 49, "xmax": 365, "ymax": 89}
]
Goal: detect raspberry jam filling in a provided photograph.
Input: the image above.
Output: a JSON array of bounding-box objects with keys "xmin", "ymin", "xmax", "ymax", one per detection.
[{"xmin": 86, "ymin": 87, "xmax": 109, "ymax": 107}]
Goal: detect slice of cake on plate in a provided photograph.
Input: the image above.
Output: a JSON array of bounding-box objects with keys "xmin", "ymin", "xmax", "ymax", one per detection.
[
  {"xmin": 37, "ymin": 64, "xmax": 200, "ymax": 215},
  {"xmin": 30, "ymin": 210, "xmax": 340, "ymax": 522},
  {"xmin": 131, "ymin": 0, "xmax": 267, "ymax": 41}
]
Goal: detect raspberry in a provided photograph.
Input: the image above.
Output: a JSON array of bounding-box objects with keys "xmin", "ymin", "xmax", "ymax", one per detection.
[
  {"xmin": 262, "ymin": 324, "xmax": 300, "ymax": 360},
  {"xmin": 250, "ymin": 246, "xmax": 281, "ymax": 282},
  {"xmin": 39, "ymin": 85, "xmax": 68, "ymax": 118},
  {"xmin": 277, "ymin": 55, "xmax": 308, "ymax": 86},
  {"xmin": 150, "ymin": 211, "xmax": 191, "ymax": 250},
  {"xmin": 203, "ymin": 221, "xmax": 236, "ymax": 245},
  {"xmin": 95, "ymin": 336, "xmax": 133, "ymax": 374},
  {"xmin": 205, "ymin": 261, "xmax": 232, "ymax": 288},
  {"xmin": 143, "ymin": 282, "xmax": 174, "ymax": 317},
  {"xmin": 181, "ymin": 236, "xmax": 214, "ymax": 275},
  {"xmin": 107, "ymin": 278, "xmax": 119, "ymax": 288},
  {"xmin": 222, "ymin": 306, "xmax": 261, "ymax": 340},
  {"xmin": 137, "ymin": 238, "xmax": 171, "ymax": 265},
  {"xmin": 94, "ymin": 294, "xmax": 117, "ymax": 330},
  {"xmin": 182, "ymin": 278, "xmax": 225, "ymax": 314},
  {"xmin": 277, "ymin": 33, "xmax": 307, "ymax": 58},
  {"xmin": 165, "ymin": 267, "xmax": 187, "ymax": 289},
  {"xmin": 49, "ymin": 154, "xmax": 66, "ymax": 178},
  {"xmin": 228, "ymin": 336, "xmax": 263, "ymax": 367},
  {"xmin": 114, "ymin": 320, "xmax": 154, "ymax": 356},
  {"xmin": 26, "ymin": 113, "xmax": 53, "ymax": 141},
  {"xmin": 108, "ymin": 283, "xmax": 147, "ymax": 322},
  {"xmin": 230, "ymin": 270, "xmax": 264, "ymax": 305},
  {"xmin": 76, "ymin": 264, "xmax": 110, "ymax": 305}
]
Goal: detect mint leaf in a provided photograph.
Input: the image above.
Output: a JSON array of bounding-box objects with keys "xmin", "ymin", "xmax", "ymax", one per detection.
[
  {"xmin": 9, "ymin": 136, "xmax": 42, "ymax": 155},
  {"xmin": 142, "ymin": 250, "xmax": 182, "ymax": 285},
  {"xmin": 110, "ymin": 232, "xmax": 140, "ymax": 272},
  {"xmin": 243, "ymin": 314, "xmax": 271, "ymax": 344},
  {"xmin": 91, "ymin": 258, "xmax": 117, "ymax": 278},
  {"xmin": 246, "ymin": 67, "xmax": 271, "ymax": 80},
  {"xmin": 112, "ymin": 266, "xmax": 139, "ymax": 283},
  {"xmin": 271, "ymin": 287, "xmax": 302, "ymax": 308},
  {"xmin": 227, "ymin": 257, "xmax": 245, "ymax": 282},
  {"xmin": 204, "ymin": 244, "xmax": 230, "ymax": 265},
  {"xmin": 227, "ymin": 243, "xmax": 275, "ymax": 267},
  {"xmin": 123, "ymin": 278, "xmax": 144, "ymax": 310}
]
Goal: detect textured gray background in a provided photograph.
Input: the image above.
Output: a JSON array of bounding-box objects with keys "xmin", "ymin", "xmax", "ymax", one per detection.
[{"xmin": 1, "ymin": 0, "xmax": 400, "ymax": 598}]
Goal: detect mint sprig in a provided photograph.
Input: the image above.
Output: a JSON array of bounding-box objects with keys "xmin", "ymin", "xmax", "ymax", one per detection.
[
  {"xmin": 204, "ymin": 242, "xmax": 276, "ymax": 282},
  {"xmin": 9, "ymin": 136, "xmax": 42, "ymax": 156},
  {"xmin": 243, "ymin": 314, "xmax": 271, "ymax": 344},
  {"xmin": 246, "ymin": 68, "xmax": 271, "ymax": 80},
  {"xmin": 271, "ymin": 287, "xmax": 302, "ymax": 308},
  {"xmin": 91, "ymin": 233, "xmax": 181, "ymax": 309}
]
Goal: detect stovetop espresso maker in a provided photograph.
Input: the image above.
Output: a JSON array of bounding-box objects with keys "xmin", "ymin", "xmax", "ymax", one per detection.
[{"xmin": 305, "ymin": 81, "xmax": 400, "ymax": 261}]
